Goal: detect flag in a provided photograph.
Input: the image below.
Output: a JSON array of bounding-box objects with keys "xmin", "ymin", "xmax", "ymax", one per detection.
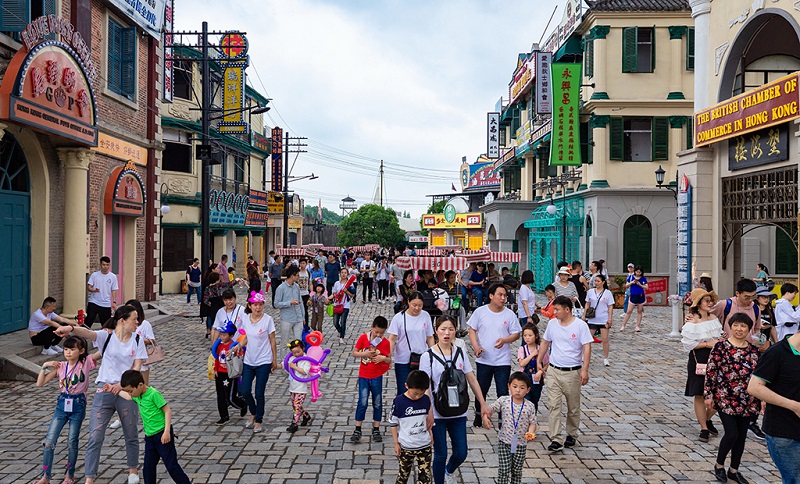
[
  {"xmin": 451, "ymin": 183, "xmax": 457, "ymax": 192},
  {"xmin": 317, "ymin": 199, "xmax": 322, "ymax": 220}
]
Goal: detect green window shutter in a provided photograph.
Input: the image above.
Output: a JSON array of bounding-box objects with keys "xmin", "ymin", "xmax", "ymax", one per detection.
[
  {"xmin": 622, "ymin": 27, "xmax": 638, "ymax": 73},
  {"xmin": 686, "ymin": 27, "xmax": 695, "ymax": 71},
  {"xmin": 775, "ymin": 223, "xmax": 798, "ymax": 275},
  {"xmin": 121, "ymin": 26, "xmax": 137, "ymax": 100},
  {"xmin": 42, "ymin": 0, "xmax": 56, "ymax": 39},
  {"xmin": 650, "ymin": 27, "xmax": 656, "ymax": 73},
  {"xmin": 1, "ymin": 0, "xmax": 30, "ymax": 32},
  {"xmin": 686, "ymin": 118, "xmax": 693, "ymax": 149},
  {"xmin": 586, "ymin": 125, "xmax": 593, "ymax": 164},
  {"xmin": 609, "ymin": 117, "xmax": 623, "ymax": 160},
  {"xmin": 652, "ymin": 117, "xmax": 669, "ymax": 161},
  {"xmin": 107, "ymin": 19, "xmax": 122, "ymax": 94},
  {"xmin": 511, "ymin": 106, "xmax": 520, "ymax": 133},
  {"xmin": 585, "ymin": 39, "xmax": 594, "ymax": 78}
]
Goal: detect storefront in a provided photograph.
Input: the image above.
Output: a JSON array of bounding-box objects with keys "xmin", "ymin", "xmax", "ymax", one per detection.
[{"xmin": 422, "ymin": 210, "xmax": 485, "ymax": 250}]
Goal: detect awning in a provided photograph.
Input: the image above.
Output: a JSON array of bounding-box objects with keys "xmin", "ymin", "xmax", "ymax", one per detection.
[
  {"xmin": 531, "ymin": 133, "xmax": 551, "ymax": 149},
  {"xmin": 554, "ymin": 36, "xmax": 583, "ymax": 61}
]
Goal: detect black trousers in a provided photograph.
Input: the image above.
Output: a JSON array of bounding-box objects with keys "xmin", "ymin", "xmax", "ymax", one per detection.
[
  {"xmin": 301, "ymin": 294, "xmax": 310, "ymax": 324},
  {"xmin": 214, "ymin": 373, "xmax": 247, "ymax": 419},
  {"xmin": 718, "ymin": 413, "xmax": 750, "ymax": 470},
  {"xmin": 362, "ymin": 277, "xmax": 374, "ymax": 301},
  {"xmin": 377, "ymin": 280, "xmax": 389, "ymax": 300},
  {"xmin": 85, "ymin": 302, "xmax": 112, "ymax": 328},
  {"xmin": 271, "ymin": 278, "xmax": 282, "ymax": 307},
  {"xmin": 30, "ymin": 327, "xmax": 62, "ymax": 349},
  {"xmin": 143, "ymin": 426, "xmax": 191, "ymax": 484}
]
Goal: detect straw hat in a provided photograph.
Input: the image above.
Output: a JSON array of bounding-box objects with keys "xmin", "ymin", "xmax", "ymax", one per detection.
[
  {"xmin": 755, "ymin": 286, "xmax": 777, "ymax": 300},
  {"xmin": 557, "ymin": 266, "xmax": 571, "ymax": 275},
  {"xmin": 689, "ymin": 288, "xmax": 718, "ymax": 309},
  {"xmin": 699, "ymin": 272, "xmax": 712, "ymax": 279}
]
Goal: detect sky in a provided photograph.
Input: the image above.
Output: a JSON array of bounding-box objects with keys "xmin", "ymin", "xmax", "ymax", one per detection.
[{"xmin": 173, "ymin": 0, "xmax": 563, "ymax": 217}]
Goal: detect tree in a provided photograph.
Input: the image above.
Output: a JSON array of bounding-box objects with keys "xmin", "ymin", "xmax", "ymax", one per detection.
[
  {"xmin": 303, "ymin": 205, "xmax": 343, "ymax": 225},
  {"xmin": 419, "ymin": 200, "xmax": 446, "ymax": 236},
  {"xmin": 338, "ymin": 204, "xmax": 405, "ymax": 247}
]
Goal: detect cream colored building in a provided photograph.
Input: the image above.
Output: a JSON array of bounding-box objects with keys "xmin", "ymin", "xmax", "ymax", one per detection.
[{"xmin": 679, "ymin": 0, "xmax": 800, "ymax": 295}]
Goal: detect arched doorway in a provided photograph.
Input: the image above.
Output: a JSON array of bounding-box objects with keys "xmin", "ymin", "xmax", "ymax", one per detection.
[
  {"xmin": 622, "ymin": 215, "xmax": 652, "ymax": 273},
  {"xmin": 0, "ymin": 132, "xmax": 31, "ymax": 333}
]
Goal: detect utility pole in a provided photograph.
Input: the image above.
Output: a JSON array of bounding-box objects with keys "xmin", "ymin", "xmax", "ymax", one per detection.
[
  {"xmin": 200, "ymin": 21, "xmax": 211, "ymax": 271},
  {"xmin": 282, "ymin": 132, "xmax": 308, "ymax": 248},
  {"xmin": 379, "ymin": 159, "xmax": 384, "ymax": 208}
]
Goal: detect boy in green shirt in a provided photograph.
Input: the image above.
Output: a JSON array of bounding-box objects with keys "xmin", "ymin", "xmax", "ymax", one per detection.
[{"xmin": 110, "ymin": 370, "xmax": 191, "ymax": 484}]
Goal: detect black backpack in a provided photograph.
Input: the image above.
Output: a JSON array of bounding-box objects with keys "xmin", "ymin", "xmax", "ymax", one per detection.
[{"xmin": 429, "ymin": 346, "xmax": 470, "ymax": 417}]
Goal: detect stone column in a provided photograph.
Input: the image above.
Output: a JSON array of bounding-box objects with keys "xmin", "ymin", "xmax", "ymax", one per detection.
[
  {"xmin": 589, "ymin": 26, "xmax": 610, "ymax": 100},
  {"xmin": 690, "ymin": 0, "xmax": 712, "ymax": 110},
  {"xmin": 521, "ymin": 154, "xmax": 534, "ymax": 200},
  {"xmin": 235, "ymin": 231, "xmax": 248, "ymax": 270},
  {"xmin": 668, "ymin": 26, "xmax": 687, "ymax": 99},
  {"xmin": 589, "ymin": 115, "xmax": 610, "ymax": 188},
  {"xmin": 669, "ymin": 116, "xmax": 687, "ymax": 165},
  {"xmin": 58, "ymin": 148, "xmax": 93, "ymax": 316}
]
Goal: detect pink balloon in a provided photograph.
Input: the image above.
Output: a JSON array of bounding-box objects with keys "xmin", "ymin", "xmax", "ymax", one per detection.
[{"xmin": 307, "ymin": 346, "xmax": 324, "ymax": 360}]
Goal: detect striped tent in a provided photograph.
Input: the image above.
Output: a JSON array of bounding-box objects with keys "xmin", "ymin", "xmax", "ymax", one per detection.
[
  {"xmin": 415, "ymin": 249, "xmax": 444, "ymax": 256},
  {"xmin": 489, "ymin": 252, "xmax": 522, "ymax": 263},
  {"xmin": 395, "ymin": 256, "xmax": 469, "ymax": 271},
  {"xmin": 319, "ymin": 246, "xmax": 341, "ymax": 253},
  {"xmin": 276, "ymin": 248, "xmax": 315, "ymax": 257}
]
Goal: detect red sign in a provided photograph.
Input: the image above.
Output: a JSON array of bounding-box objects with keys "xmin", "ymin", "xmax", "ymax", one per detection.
[
  {"xmin": 104, "ymin": 162, "xmax": 145, "ymax": 217},
  {"xmin": 245, "ymin": 210, "xmax": 268, "ymax": 228},
  {"xmin": 467, "ymin": 165, "xmax": 501, "ymax": 189},
  {"xmin": 643, "ymin": 276, "xmax": 669, "ymax": 307},
  {"xmin": 221, "ymin": 32, "xmax": 248, "ymax": 59},
  {"xmin": 271, "ymin": 127, "xmax": 283, "ymax": 192},
  {"xmin": 248, "ymin": 188, "xmax": 268, "ymax": 207}
]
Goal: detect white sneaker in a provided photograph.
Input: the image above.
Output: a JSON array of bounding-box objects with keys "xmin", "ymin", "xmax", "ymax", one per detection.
[
  {"xmin": 444, "ymin": 470, "xmax": 457, "ymax": 484},
  {"xmin": 41, "ymin": 347, "xmax": 58, "ymax": 356},
  {"xmin": 52, "ymin": 345, "xmax": 63, "ymax": 352},
  {"xmin": 127, "ymin": 473, "xmax": 140, "ymax": 484},
  {"xmin": 109, "ymin": 419, "xmax": 122, "ymax": 429},
  {"xmin": 603, "ymin": 359, "xmax": 610, "ymax": 367}
]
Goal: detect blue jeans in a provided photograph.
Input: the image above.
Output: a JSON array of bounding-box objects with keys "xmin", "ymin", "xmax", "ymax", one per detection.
[
  {"xmin": 431, "ymin": 417, "xmax": 468, "ymax": 484},
  {"xmin": 186, "ymin": 284, "xmax": 201, "ymax": 303},
  {"xmin": 355, "ymin": 376, "xmax": 383, "ymax": 423},
  {"xmin": 766, "ymin": 435, "xmax": 800, "ymax": 483},
  {"xmin": 205, "ymin": 315, "xmax": 214, "ymax": 331},
  {"xmin": 241, "ymin": 363, "xmax": 272, "ymax": 424},
  {"xmin": 475, "ymin": 363, "xmax": 510, "ymax": 418},
  {"xmin": 623, "ymin": 291, "xmax": 630, "ymax": 313},
  {"xmin": 472, "ymin": 286, "xmax": 487, "ymax": 307},
  {"xmin": 40, "ymin": 393, "xmax": 86, "ymax": 479},
  {"xmin": 84, "ymin": 389, "xmax": 140, "ymax": 478},
  {"xmin": 394, "ymin": 363, "xmax": 412, "ymax": 395},
  {"xmin": 143, "ymin": 426, "xmax": 191, "ymax": 484},
  {"xmin": 333, "ymin": 309, "xmax": 349, "ymax": 339},
  {"xmin": 525, "ymin": 381, "xmax": 544, "ymax": 414}
]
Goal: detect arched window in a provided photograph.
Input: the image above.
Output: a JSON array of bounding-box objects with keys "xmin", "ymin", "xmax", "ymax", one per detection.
[
  {"xmin": 622, "ymin": 215, "xmax": 652, "ymax": 273},
  {"xmin": 0, "ymin": 134, "xmax": 30, "ymax": 193}
]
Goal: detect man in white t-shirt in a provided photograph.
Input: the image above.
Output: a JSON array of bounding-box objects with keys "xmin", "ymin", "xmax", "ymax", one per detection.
[
  {"xmin": 29, "ymin": 296, "xmax": 79, "ymax": 355},
  {"xmin": 360, "ymin": 253, "xmax": 376, "ymax": 303},
  {"xmin": 467, "ymin": 283, "xmax": 521, "ymax": 427},
  {"xmin": 538, "ymin": 295, "xmax": 593, "ymax": 452},
  {"xmin": 86, "ymin": 256, "xmax": 119, "ymax": 327}
]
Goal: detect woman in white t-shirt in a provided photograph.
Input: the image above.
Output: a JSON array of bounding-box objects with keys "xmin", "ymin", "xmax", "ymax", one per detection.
[
  {"xmin": 330, "ymin": 268, "xmax": 357, "ymax": 344},
  {"xmin": 387, "ymin": 292, "xmax": 435, "ymax": 395},
  {"xmin": 583, "ymin": 275, "xmax": 615, "ymax": 367},
  {"xmin": 517, "ymin": 270, "xmax": 538, "ymax": 326},
  {"xmin": 419, "ymin": 315, "xmax": 490, "ymax": 484},
  {"xmin": 213, "ymin": 289, "xmax": 246, "ymax": 340},
  {"xmin": 298, "ymin": 259, "xmax": 311, "ymax": 325},
  {"xmin": 238, "ymin": 291, "xmax": 279, "ymax": 434},
  {"xmin": 55, "ymin": 305, "xmax": 146, "ymax": 484}
]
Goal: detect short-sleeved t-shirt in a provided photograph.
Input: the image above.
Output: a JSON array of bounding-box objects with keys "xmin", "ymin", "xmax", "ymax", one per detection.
[
  {"xmin": 490, "ymin": 395, "xmax": 538, "ymax": 445},
  {"xmin": 752, "ymin": 338, "xmax": 800, "ymax": 440},
  {"xmin": 628, "ymin": 275, "xmax": 647, "ymax": 296},
  {"xmin": 585, "ymin": 289, "xmax": 615, "ymax": 325},
  {"xmin": 28, "ymin": 308, "xmax": 57, "ymax": 332},
  {"xmin": 131, "ymin": 386, "xmax": 167, "ymax": 436},
  {"xmin": 469, "ymin": 271, "xmax": 487, "ymax": 286},
  {"xmin": 543, "ymin": 318, "xmax": 593, "ymax": 368},
  {"xmin": 239, "ymin": 313, "xmax": 276, "ymax": 366},
  {"xmin": 355, "ymin": 332, "xmax": 391, "ymax": 379},
  {"xmin": 325, "ymin": 262, "xmax": 341, "ymax": 283},
  {"xmin": 468, "ymin": 305, "xmax": 521, "ymax": 367},
  {"xmin": 389, "ymin": 393, "xmax": 432, "ymax": 450},
  {"xmin": 87, "ymin": 271, "xmax": 119, "ymax": 307},
  {"xmin": 298, "ymin": 270, "xmax": 310, "ymax": 296},
  {"xmin": 186, "ymin": 266, "xmax": 201, "ymax": 285},
  {"xmin": 58, "ymin": 356, "xmax": 97, "ymax": 395},
  {"xmin": 419, "ymin": 346, "xmax": 472, "ymax": 419},
  {"xmin": 214, "ymin": 340, "xmax": 235, "ymax": 373},
  {"xmin": 94, "ymin": 330, "xmax": 147, "ymax": 384},
  {"xmin": 214, "ymin": 305, "xmax": 245, "ymax": 331},
  {"xmin": 517, "ymin": 285, "xmax": 537, "ymax": 319},
  {"xmin": 287, "ymin": 358, "xmax": 311, "ymax": 394},
  {"xmin": 388, "ymin": 310, "xmax": 433, "ymax": 364}
]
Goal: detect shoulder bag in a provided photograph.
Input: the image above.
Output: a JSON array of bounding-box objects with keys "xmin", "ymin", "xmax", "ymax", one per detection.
[
  {"xmin": 584, "ymin": 289, "xmax": 605, "ymax": 320},
  {"xmin": 226, "ymin": 350, "xmax": 244, "ymax": 379},
  {"xmin": 145, "ymin": 339, "xmax": 165, "ymax": 365},
  {"xmin": 693, "ymin": 350, "xmax": 707, "ymax": 376},
  {"xmin": 404, "ymin": 311, "xmax": 421, "ymax": 370}
]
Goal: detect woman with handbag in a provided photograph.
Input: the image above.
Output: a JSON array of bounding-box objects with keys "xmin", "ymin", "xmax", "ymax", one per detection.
[
  {"xmin": 330, "ymin": 268, "xmax": 356, "ymax": 344},
  {"xmin": 238, "ymin": 291, "xmax": 279, "ymax": 434},
  {"xmin": 583, "ymin": 275, "xmax": 615, "ymax": 367},
  {"xmin": 681, "ymin": 288, "xmax": 724, "ymax": 443},
  {"xmin": 387, "ymin": 292, "xmax": 435, "ymax": 395}
]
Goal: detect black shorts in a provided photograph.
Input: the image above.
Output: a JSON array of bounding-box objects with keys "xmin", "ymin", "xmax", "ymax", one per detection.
[
  {"xmin": 588, "ymin": 323, "xmax": 606, "ymax": 332},
  {"xmin": 629, "ymin": 293, "xmax": 646, "ymax": 305}
]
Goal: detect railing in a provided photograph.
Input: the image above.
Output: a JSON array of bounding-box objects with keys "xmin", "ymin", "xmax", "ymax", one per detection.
[{"xmin": 210, "ymin": 174, "xmax": 248, "ymax": 197}]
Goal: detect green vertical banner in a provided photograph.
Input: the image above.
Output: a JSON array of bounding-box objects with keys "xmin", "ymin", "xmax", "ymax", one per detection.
[{"xmin": 549, "ymin": 63, "xmax": 582, "ymax": 166}]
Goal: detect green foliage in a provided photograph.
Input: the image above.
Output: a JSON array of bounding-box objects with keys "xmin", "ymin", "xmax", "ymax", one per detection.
[
  {"xmin": 338, "ymin": 204, "xmax": 405, "ymax": 247},
  {"xmin": 303, "ymin": 205, "xmax": 343, "ymax": 225},
  {"xmin": 419, "ymin": 200, "xmax": 447, "ymax": 236}
]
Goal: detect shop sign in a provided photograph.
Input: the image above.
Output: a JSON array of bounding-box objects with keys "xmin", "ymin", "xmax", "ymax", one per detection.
[
  {"xmin": 106, "ymin": 0, "xmax": 167, "ymax": 39},
  {"xmin": 515, "ymin": 120, "xmax": 532, "ymax": 156},
  {"xmin": 271, "ymin": 127, "xmax": 283, "ymax": 192},
  {"xmin": 487, "ymin": 112, "xmax": 500, "ymax": 158},
  {"xmin": 93, "ymin": 132, "xmax": 147, "ymax": 165},
  {"xmin": 460, "ymin": 157, "xmax": 500, "ymax": 191},
  {"xmin": 549, "ymin": 63, "xmax": 582, "ymax": 166},
  {"xmin": 248, "ymin": 188, "xmax": 268, "ymax": 207},
  {"xmin": 422, "ymin": 212, "xmax": 483, "ymax": 229},
  {"xmin": 245, "ymin": 210, "xmax": 268, "ymax": 228},
  {"xmin": 251, "ymin": 131, "xmax": 270, "ymax": 153},
  {"xmin": 292, "ymin": 194, "xmax": 302, "ymax": 215},
  {"xmin": 288, "ymin": 218, "xmax": 303, "ymax": 229},
  {"xmin": 727, "ymin": 123, "xmax": 789, "ymax": 171},
  {"xmin": 535, "ymin": 52, "xmax": 552, "ymax": 114},
  {"xmin": 694, "ymin": 72, "xmax": 800, "ymax": 147},
  {"xmin": 267, "ymin": 191, "xmax": 284, "ymax": 213},
  {"xmin": 218, "ymin": 33, "xmax": 249, "ymax": 135},
  {"xmin": 162, "ymin": 0, "xmax": 174, "ymax": 103},
  {"xmin": 409, "ymin": 236, "xmax": 428, "ymax": 243},
  {"xmin": 677, "ymin": 175, "xmax": 692, "ymax": 297},
  {"xmin": 104, "ymin": 161, "xmax": 145, "ymax": 217},
  {"xmin": 509, "ymin": 55, "xmax": 533, "ymax": 104},
  {"xmin": 644, "ymin": 276, "xmax": 669, "ymax": 306},
  {"xmin": 1, "ymin": 17, "xmax": 98, "ymax": 145},
  {"xmin": 541, "ymin": 0, "xmax": 583, "ymax": 54},
  {"xmin": 209, "ymin": 188, "xmax": 248, "ymax": 226}
]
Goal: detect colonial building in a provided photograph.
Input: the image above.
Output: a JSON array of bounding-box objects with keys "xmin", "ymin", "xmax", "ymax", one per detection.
[
  {"xmin": 0, "ymin": 0, "xmax": 165, "ymax": 333},
  {"xmin": 680, "ymin": 0, "xmax": 800, "ymax": 295}
]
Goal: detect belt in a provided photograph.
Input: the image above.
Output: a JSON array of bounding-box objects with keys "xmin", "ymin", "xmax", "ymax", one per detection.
[{"xmin": 549, "ymin": 363, "xmax": 583, "ymax": 371}]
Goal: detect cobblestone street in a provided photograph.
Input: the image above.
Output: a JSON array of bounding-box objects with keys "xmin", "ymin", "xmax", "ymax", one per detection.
[{"xmin": 1, "ymin": 289, "xmax": 783, "ymax": 483}]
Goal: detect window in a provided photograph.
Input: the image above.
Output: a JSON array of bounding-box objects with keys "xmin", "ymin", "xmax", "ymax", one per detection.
[
  {"xmin": 107, "ymin": 17, "xmax": 137, "ymax": 100},
  {"xmin": 162, "ymin": 228, "xmax": 195, "ymax": 272},
  {"xmin": 163, "ymin": 142, "xmax": 192, "ymax": 173},
  {"xmin": 580, "ymin": 122, "xmax": 590, "ymax": 164},
  {"xmin": 775, "ymin": 222, "xmax": 798, "ymax": 275},
  {"xmin": 585, "ymin": 38, "xmax": 594, "ymax": 78},
  {"xmin": 686, "ymin": 27, "xmax": 695, "ymax": 71},
  {"xmin": 622, "ymin": 215, "xmax": 652, "ymax": 273},
  {"xmin": 622, "ymin": 27, "xmax": 655, "ymax": 73},
  {"xmin": 233, "ymin": 155, "xmax": 246, "ymax": 183},
  {"xmin": 609, "ymin": 116, "xmax": 668, "ymax": 161},
  {"xmin": 686, "ymin": 119, "xmax": 693, "ymax": 150},
  {"xmin": 1, "ymin": 0, "xmax": 55, "ymax": 37},
  {"xmin": 173, "ymin": 60, "xmax": 192, "ymax": 100}
]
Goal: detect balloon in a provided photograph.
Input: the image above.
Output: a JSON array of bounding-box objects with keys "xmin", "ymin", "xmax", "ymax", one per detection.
[{"xmin": 283, "ymin": 331, "xmax": 331, "ymax": 402}]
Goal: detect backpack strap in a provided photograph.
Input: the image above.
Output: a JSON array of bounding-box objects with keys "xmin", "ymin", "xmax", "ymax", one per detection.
[
  {"xmin": 428, "ymin": 347, "xmax": 447, "ymax": 367},
  {"xmin": 101, "ymin": 333, "xmax": 140, "ymax": 356},
  {"xmin": 723, "ymin": 298, "xmax": 733, "ymax": 326}
]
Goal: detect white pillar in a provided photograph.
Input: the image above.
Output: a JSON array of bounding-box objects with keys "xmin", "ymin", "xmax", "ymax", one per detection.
[
  {"xmin": 58, "ymin": 148, "xmax": 93, "ymax": 316},
  {"xmin": 690, "ymin": 0, "xmax": 712, "ymax": 110}
]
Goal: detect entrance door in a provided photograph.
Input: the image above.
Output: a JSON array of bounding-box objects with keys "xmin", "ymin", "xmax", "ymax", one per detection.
[{"xmin": 105, "ymin": 215, "xmax": 125, "ymax": 305}]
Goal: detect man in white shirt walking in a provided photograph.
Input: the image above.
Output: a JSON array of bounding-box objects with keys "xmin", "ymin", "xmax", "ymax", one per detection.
[
  {"xmin": 360, "ymin": 253, "xmax": 376, "ymax": 303},
  {"xmin": 86, "ymin": 256, "xmax": 119, "ymax": 327},
  {"xmin": 774, "ymin": 282, "xmax": 800, "ymax": 341},
  {"xmin": 538, "ymin": 295, "xmax": 593, "ymax": 452}
]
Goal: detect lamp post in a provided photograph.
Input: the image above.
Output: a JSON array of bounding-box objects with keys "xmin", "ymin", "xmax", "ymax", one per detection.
[
  {"xmin": 158, "ymin": 184, "xmax": 171, "ymax": 296},
  {"xmin": 655, "ymin": 164, "xmax": 678, "ymax": 201}
]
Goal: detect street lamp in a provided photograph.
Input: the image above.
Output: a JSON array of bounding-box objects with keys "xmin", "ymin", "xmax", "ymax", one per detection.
[
  {"xmin": 159, "ymin": 184, "xmax": 171, "ymax": 296},
  {"xmin": 655, "ymin": 164, "xmax": 678, "ymax": 200},
  {"xmin": 205, "ymin": 104, "xmax": 271, "ymax": 121}
]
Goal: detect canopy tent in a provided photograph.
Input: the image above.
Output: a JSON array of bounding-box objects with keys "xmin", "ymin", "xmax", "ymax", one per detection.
[
  {"xmin": 395, "ymin": 256, "xmax": 469, "ymax": 271},
  {"xmin": 416, "ymin": 249, "xmax": 444, "ymax": 256},
  {"xmin": 319, "ymin": 246, "xmax": 341, "ymax": 252},
  {"xmin": 275, "ymin": 248, "xmax": 316, "ymax": 257},
  {"xmin": 488, "ymin": 252, "xmax": 522, "ymax": 263}
]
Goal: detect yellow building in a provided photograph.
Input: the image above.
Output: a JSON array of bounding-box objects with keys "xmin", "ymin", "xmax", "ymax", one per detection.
[{"xmin": 679, "ymin": 0, "xmax": 800, "ymax": 295}]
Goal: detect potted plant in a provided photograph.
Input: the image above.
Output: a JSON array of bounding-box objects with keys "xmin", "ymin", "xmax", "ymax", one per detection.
[{"xmin": 611, "ymin": 275, "xmax": 627, "ymax": 309}]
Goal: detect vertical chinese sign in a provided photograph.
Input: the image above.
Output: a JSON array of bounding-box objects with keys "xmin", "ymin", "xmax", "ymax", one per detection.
[
  {"xmin": 535, "ymin": 52, "xmax": 552, "ymax": 115},
  {"xmin": 163, "ymin": 0, "xmax": 174, "ymax": 103},
  {"xmin": 677, "ymin": 175, "xmax": 692, "ymax": 297},
  {"xmin": 271, "ymin": 127, "xmax": 283, "ymax": 192},
  {"xmin": 549, "ymin": 63, "xmax": 582, "ymax": 166},
  {"xmin": 218, "ymin": 32, "xmax": 249, "ymax": 134},
  {"xmin": 487, "ymin": 112, "xmax": 500, "ymax": 158}
]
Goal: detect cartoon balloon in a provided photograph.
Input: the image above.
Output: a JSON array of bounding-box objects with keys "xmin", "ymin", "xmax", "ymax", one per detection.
[{"xmin": 283, "ymin": 331, "xmax": 331, "ymax": 402}]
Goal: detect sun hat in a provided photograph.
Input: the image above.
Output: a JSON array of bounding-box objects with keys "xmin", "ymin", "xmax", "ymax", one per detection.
[
  {"xmin": 754, "ymin": 286, "xmax": 777, "ymax": 300},
  {"xmin": 247, "ymin": 291, "xmax": 266, "ymax": 304},
  {"xmin": 557, "ymin": 266, "xmax": 571, "ymax": 275},
  {"xmin": 689, "ymin": 288, "xmax": 718, "ymax": 309},
  {"xmin": 699, "ymin": 272, "xmax": 712, "ymax": 279}
]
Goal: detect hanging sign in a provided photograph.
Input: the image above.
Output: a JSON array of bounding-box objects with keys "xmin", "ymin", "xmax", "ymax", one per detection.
[
  {"xmin": 267, "ymin": 191, "xmax": 284, "ymax": 213},
  {"xmin": 162, "ymin": 0, "xmax": 174, "ymax": 103},
  {"xmin": 209, "ymin": 189, "xmax": 248, "ymax": 227},
  {"xmin": 93, "ymin": 132, "xmax": 147, "ymax": 165},
  {"xmin": 535, "ymin": 52, "xmax": 552, "ymax": 114},
  {"xmin": 271, "ymin": 127, "xmax": 283, "ymax": 192},
  {"xmin": 549, "ymin": 63, "xmax": 582, "ymax": 166},
  {"xmin": 104, "ymin": 161, "xmax": 146, "ymax": 217},
  {"xmin": 422, "ymin": 212, "xmax": 483, "ymax": 229},
  {"xmin": 487, "ymin": 112, "xmax": 500, "ymax": 158},
  {"xmin": 218, "ymin": 32, "xmax": 249, "ymax": 135},
  {"xmin": 677, "ymin": 174, "xmax": 692, "ymax": 297},
  {"xmin": 105, "ymin": 0, "xmax": 167, "ymax": 38},
  {"xmin": 727, "ymin": 123, "xmax": 789, "ymax": 171}
]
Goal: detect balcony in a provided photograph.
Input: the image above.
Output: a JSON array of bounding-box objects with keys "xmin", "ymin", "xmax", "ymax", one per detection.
[{"xmin": 210, "ymin": 174, "xmax": 248, "ymax": 197}]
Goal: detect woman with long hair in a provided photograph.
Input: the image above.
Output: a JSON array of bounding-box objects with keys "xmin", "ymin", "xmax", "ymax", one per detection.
[
  {"xmin": 387, "ymin": 292, "xmax": 434, "ymax": 395},
  {"xmin": 620, "ymin": 265, "xmax": 648, "ymax": 332},
  {"xmin": 239, "ymin": 291, "xmax": 279, "ymax": 433},
  {"xmin": 753, "ymin": 263, "xmax": 770, "ymax": 287}
]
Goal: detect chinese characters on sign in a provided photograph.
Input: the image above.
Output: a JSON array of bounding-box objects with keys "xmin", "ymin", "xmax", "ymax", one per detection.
[
  {"xmin": 162, "ymin": 0, "xmax": 174, "ymax": 103},
  {"xmin": 422, "ymin": 212, "xmax": 483, "ymax": 229},
  {"xmin": 727, "ymin": 124, "xmax": 788, "ymax": 171},
  {"xmin": 271, "ymin": 127, "xmax": 283, "ymax": 192},
  {"xmin": 535, "ymin": 52, "xmax": 552, "ymax": 114},
  {"xmin": 549, "ymin": 63, "xmax": 582, "ymax": 166},
  {"xmin": 677, "ymin": 175, "xmax": 692, "ymax": 297},
  {"xmin": 218, "ymin": 32, "xmax": 249, "ymax": 135},
  {"xmin": 487, "ymin": 112, "xmax": 500, "ymax": 158},
  {"xmin": 93, "ymin": 133, "xmax": 147, "ymax": 166}
]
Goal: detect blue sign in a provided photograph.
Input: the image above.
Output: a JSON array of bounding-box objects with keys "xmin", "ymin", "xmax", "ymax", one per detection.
[{"xmin": 677, "ymin": 176, "xmax": 692, "ymax": 297}]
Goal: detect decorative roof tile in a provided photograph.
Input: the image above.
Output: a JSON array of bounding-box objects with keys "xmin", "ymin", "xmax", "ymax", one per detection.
[{"xmin": 586, "ymin": 0, "xmax": 690, "ymax": 12}]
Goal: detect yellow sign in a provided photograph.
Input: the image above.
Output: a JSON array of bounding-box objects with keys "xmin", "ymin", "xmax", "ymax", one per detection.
[
  {"xmin": 93, "ymin": 132, "xmax": 147, "ymax": 165},
  {"xmin": 288, "ymin": 218, "xmax": 302, "ymax": 229},
  {"xmin": 267, "ymin": 191, "xmax": 283, "ymax": 214},
  {"xmin": 219, "ymin": 63, "xmax": 248, "ymax": 134},
  {"xmin": 421, "ymin": 212, "xmax": 483, "ymax": 229}
]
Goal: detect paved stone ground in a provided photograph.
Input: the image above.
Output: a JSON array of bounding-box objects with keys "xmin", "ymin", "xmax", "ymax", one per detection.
[{"xmin": 1, "ymin": 287, "xmax": 784, "ymax": 483}]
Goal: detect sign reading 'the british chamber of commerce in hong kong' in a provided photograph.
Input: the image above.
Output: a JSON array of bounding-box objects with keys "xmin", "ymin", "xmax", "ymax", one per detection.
[{"xmin": 0, "ymin": 16, "xmax": 98, "ymax": 146}]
